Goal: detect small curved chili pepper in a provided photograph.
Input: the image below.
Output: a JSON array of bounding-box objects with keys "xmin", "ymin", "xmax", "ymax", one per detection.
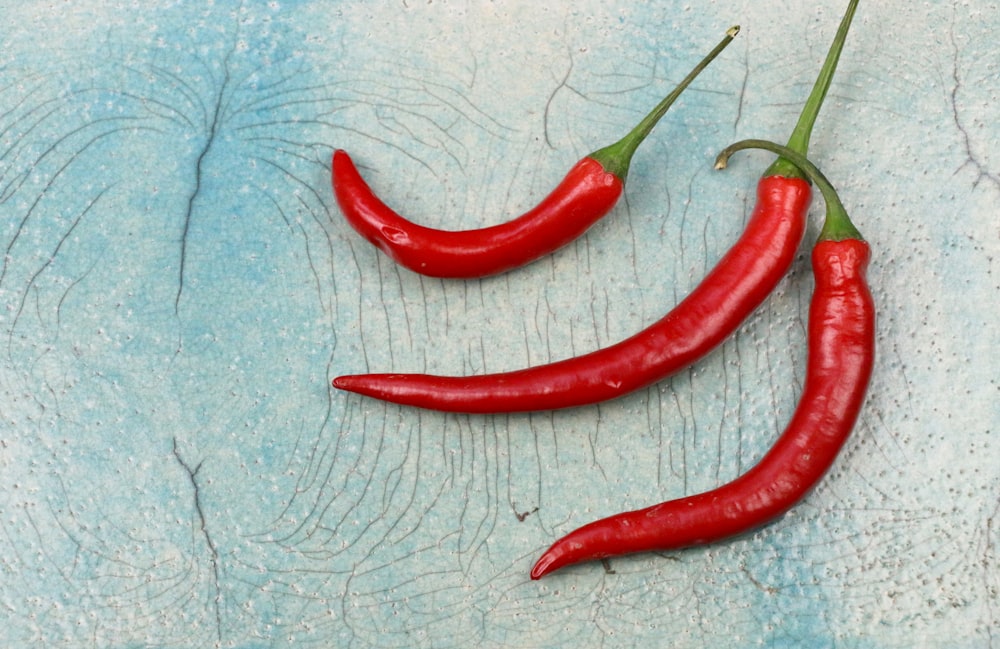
[
  {"xmin": 530, "ymin": 140, "xmax": 874, "ymax": 579},
  {"xmin": 332, "ymin": 0, "xmax": 859, "ymax": 412},
  {"xmin": 332, "ymin": 27, "xmax": 739, "ymax": 279}
]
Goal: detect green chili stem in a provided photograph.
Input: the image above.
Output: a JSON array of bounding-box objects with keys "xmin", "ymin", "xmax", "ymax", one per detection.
[
  {"xmin": 590, "ymin": 25, "xmax": 740, "ymax": 181},
  {"xmin": 716, "ymin": 139, "xmax": 862, "ymax": 242},
  {"xmin": 765, "ymin": 0, "xmax": 860, "ymax": 180}
]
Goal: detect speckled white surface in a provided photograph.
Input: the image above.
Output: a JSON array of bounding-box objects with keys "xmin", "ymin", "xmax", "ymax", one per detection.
[{"xmin": 1, "ymin": 1, "xmax": 997, "ymax": 647}]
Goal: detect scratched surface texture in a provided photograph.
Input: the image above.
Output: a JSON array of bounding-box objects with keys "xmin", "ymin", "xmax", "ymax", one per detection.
[{"xmin": 1, "ymin": 1, "xmax": 997, "ymax": 647}]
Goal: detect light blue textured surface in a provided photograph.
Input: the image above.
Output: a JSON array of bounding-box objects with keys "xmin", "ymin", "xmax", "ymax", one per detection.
[{"xmin": 1, "ymin": 1, "xmax": 997, "ymax": 647}]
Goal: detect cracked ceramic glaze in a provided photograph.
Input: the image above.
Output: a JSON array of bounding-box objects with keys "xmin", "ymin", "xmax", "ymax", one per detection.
[{"xmin": 1, "ymin": 2, "xmax": 997, "ymax": 647}]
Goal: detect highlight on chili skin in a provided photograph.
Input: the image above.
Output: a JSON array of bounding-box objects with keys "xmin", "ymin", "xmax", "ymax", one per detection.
[
  {"xmin": 530, "ymin": 141, "xmax": 874, "ymax": 579},
  {"xmin": 331, "ymin": 27, "xmax": 739, "ymax": 279},
  {"xmin": 332, "ymin": 0, "xmax": 860, "ymax": 412}
]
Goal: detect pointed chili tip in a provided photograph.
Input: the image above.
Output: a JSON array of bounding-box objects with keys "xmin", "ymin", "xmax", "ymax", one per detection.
[
  {"xmin": 332, "ymin": 375, "xmax": 367, "ymax": 391},
  {"xmin": 333, "ymin": 374, "xmax": 385, "ymax": 396},
  {"xmin": 530, "ymin": 554, "xmax": 556, "ymax": 580}
]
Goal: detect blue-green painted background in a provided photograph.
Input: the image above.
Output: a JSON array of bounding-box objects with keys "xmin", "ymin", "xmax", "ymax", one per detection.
[{"xmin": 2, "ymin": 1, "xmax": 997, "ymax": 647}]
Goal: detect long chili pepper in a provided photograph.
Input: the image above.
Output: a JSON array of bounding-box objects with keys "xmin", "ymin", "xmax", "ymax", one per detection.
[
  {"xmin": 530, "ymin": 140, "xmax": 874, "ymax": 579},
  {"xmin": 333, "ymin": 0, "xmax": 860, "ymax": 413},
  {"xmin": 332, "ymin": 27, "xmax": 739, "ymax": 279}
]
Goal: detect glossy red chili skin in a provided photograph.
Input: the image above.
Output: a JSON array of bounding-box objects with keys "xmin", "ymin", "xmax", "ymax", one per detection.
[
  {"xmin": 333, "ymin": 174, "xmax": 812, "ymax": 413},
  {"xmin": 530, "ymin": 237, "xmax": 874, "ymax": 579},
  {"xmin": 332, "ymin": 150, "xmax": 623, "ymax": 278}
]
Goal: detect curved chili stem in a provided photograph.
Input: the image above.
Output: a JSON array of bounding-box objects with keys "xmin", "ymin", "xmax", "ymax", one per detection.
[
  {"xmin": 717, "ymin": 138, "xmax": 862, "ymax": 241},
  {"xmin": 590, "ymin": 25, "xmax": 740, "ymax": 181},
  {"xmin": 765, "ymin": 0, "xmax": 859, "ymax": 180}
]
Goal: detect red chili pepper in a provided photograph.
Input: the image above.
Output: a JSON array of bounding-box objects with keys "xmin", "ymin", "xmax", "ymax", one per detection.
[
  {"xmin": 332, "ymin": 0, "xmax": 859, "ymax": 412},
  {"xmin": 332, "ymin": 27, "xmax": 739, "ymax": 279},
  {"xmin": 530, "ymin": 140, "xmax": 874, "ymax": 579}
]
